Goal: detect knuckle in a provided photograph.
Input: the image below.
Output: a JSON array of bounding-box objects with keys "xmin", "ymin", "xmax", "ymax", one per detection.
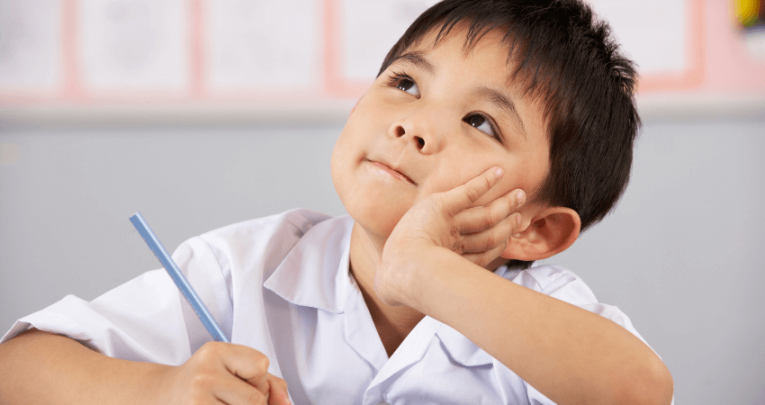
[
  {"xmin": 197, "ymin": 341, "xmax": 223, "ymax": 360},
  {"xmin": 482, "ymin": 175, "xmax": 492, "ymax": 191},
  {"xmin": 484, "ymin": 234, "xmax": 497, "ymax": 250},
  {"xmin": 483, "ymin": 214, "xmax": 495, "ymax": 230},
  {"xmin": 466, "ymin": 187, "xmax": 481, "ymax": 203},
  {"xmin": 190, "ymin": 371, "xmax": 215, "ymax": 391},
  {"xmin": 452, "ymin": 239, "xmax": 465, "ymax": 254},
  {"xmin": 256, "ymin": 354, "xmax": 270, "ymax": 373}
]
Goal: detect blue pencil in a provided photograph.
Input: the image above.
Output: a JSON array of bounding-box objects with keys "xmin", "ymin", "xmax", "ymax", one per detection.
[{"xmin": 129, "ymin": 212, "xmax": 230, "ymax": 343}]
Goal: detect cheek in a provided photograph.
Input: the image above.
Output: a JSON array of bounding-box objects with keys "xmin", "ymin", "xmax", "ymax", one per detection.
[
  {"xmin": 421, "ymin": 158, "xmax": 511, "ymax": 204},
  {"xmin": 423, "ymin": 157, "xmax": 544, "ymax": 208}
]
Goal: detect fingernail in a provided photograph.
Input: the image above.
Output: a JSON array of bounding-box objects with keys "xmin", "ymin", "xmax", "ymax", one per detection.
[
  {"xmin": 495, "ymin": 167, "xmax": 503, "ymax": 178},
  {"xmin": 516, "ymin": 190, "xmax": 525, "ymax": 207},
  {"xmin": 516, "ymin": 213, "xmax": 522, "ymax": 226}
]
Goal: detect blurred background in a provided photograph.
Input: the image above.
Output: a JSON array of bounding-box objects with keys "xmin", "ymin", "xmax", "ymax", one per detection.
[{"xmin": 1, "ymin": 0, "xmax": 764, "ymax": 403}]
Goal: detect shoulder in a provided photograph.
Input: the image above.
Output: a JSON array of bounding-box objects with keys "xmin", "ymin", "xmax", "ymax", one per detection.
[
  {"xmin": 501, "ymin": 264, "xmax": 647, "ymax": 343},
  {"xmin": 200, "ymin": 208, "xmax": 334, "ymax": 245},
  {"xmin": 501, "ymin": 264, "xmax": 597, "ymax": 305},
  {"xmin": 189, "ymin": 209, "xmax": 333, "ymax": 266},
  {"xmin": 174, "ymin": 209, "xmax": 352, "ymax": 288}
]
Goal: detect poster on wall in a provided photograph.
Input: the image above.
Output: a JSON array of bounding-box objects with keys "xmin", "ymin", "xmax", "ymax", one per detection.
[
  {"xmin": 0, "ymin": 0, "xmax": 63, "ymax": 97},
  {"xmin": 204, "ymin": 0, "xmax": 323, "ymax": 98},
  {"xmin": 0, "ymin": 0, "xmax": 762, "ymax": 119},
  {"xmin": 77, "ymin": 0, "xmax": 191, "ymax": 96}
]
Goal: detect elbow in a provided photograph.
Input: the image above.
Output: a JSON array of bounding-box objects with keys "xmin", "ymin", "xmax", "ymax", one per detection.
[
  {"xmin": 615, "ymin": 356, "xmax": 674, "ymax": 405},
  {"xmin": 644, "ymin": 359, "xmax": 674, "ymax": 405}
]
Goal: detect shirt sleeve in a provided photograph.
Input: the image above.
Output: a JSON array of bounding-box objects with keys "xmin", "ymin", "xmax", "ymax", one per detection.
[
  {"xmin": 0, "ymin": 236, "xmax": 233, "ymax": 366},
  {"xmin": 503, "ymin": 265, "xmax": 658, "ymax": 405}
]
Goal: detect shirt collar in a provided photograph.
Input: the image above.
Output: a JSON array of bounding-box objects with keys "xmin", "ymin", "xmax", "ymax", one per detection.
[
  {"xmin": 264, "ymin": 214, "xmax": 502, "ymax": 368},
  {"xmin": 263, "ymin": 215, "xmax": 355, "ymax": 314}
]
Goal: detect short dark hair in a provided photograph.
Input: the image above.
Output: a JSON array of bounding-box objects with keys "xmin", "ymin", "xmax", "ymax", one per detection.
[{"xmin": 378, "ymin": 0, "xmax": 640, "ymax": 270}]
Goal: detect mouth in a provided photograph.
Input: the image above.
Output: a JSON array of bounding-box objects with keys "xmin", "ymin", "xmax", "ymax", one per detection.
[{"xmin": 366, "ymin": 159, "xmax": 416, "ymax": 185}]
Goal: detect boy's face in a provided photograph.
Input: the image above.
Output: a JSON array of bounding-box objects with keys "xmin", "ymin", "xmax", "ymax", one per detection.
[{"xmin": 332, "ymin": 26, "xmax": 551, "ymax": 241}]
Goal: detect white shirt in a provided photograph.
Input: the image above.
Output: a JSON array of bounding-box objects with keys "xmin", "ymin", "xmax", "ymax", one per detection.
[{"xmin": 1, "ymin": 209, "xmax": 650, "ymax": 405}]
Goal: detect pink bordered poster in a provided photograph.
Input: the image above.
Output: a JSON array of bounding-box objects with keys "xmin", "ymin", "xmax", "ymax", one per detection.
[{"xmin": 1, "ymin": 0, "xmax": 763, "ymax": 114}]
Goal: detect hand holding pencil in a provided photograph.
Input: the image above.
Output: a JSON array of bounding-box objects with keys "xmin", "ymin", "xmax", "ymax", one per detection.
[{"xmin": 130, "ymin": 212, "xmax": 291, "ymax": 405}]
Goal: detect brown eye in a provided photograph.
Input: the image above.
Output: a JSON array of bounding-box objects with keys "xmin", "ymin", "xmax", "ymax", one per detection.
[
  {"xmin": 387, "ymin": 72, "xmax": 420, "ymax": 96},
  {"xmin": 465, "ymin": 114, "xmax": 486, "ymax": 127},
  {"xmin": 396, "ymin": 78, "xmax": 418, "ymax": 95},
  {"xmin": 463, "ymin": 113, "xmax": 496, "ymax": 138},
  {"xmin": 396, "ymin": 78, "xmax": 413, "ymax": 91}
]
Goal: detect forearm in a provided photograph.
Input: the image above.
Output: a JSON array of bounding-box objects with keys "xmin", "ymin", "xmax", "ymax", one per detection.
[
  {"xmin": 0, "ymin": 329, "xmax": 173, "ymax": 405},
  {"xmin": 412, "ymin": 248, "xmax": 673, "ymax": 405}
]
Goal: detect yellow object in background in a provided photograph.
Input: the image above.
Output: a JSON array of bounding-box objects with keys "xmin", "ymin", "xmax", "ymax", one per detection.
[{"xmin": 735, "ymin": 0, "xmax": 763, "ymax": 27}]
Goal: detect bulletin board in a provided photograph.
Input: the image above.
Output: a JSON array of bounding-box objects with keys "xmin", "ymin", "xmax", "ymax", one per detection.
[{"xmin": 1, "ymin": 0, "xmax": 763, "ymax": 123}]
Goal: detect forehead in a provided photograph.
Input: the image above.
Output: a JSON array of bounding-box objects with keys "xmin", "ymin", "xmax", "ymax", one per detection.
[{"xmin": 403, "ymin": 24, "xmax": 514, "ymax": 75}]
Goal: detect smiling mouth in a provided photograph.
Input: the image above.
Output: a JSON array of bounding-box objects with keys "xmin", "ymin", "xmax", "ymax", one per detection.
[{"xmin": 367, "ymin": 159, "xmax": 416, "ymax": 185}]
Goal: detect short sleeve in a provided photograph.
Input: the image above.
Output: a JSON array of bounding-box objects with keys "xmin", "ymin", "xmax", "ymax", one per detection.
[
  {"xmin": 501, "ymin": 264, "xmax": 654, "ymax": 405},
  {"xmin": 0, "ymin": 236, "xmax": 233, "ymax": 366},
  {"xmin": 505, "ymin": 265, "xmax": 648, "ymax": 342}
]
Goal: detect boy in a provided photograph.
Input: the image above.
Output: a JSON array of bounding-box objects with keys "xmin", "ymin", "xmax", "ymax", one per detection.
[{"xmin": 0, "ymin": 0, "xmax": 673, "ymax": 404}]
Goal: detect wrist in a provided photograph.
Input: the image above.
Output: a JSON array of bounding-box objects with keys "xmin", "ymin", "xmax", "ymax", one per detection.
[{"xmin": 395, "ymin": 244, "xmax": 453, "ymax": 312}]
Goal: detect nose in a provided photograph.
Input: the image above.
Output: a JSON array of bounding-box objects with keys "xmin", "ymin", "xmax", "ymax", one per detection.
[
  {"xmin": 393, "ymin": 125, "xmax": 426, "ymax": 149},
  {"xmin": 389, "ymin": 111, "xmax": 443, "ymax": 154}
]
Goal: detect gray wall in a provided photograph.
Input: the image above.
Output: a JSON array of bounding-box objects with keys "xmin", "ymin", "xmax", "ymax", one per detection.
[{"xmin": 1, "ymin": 118, "xmax": 764, "ymax": 404}]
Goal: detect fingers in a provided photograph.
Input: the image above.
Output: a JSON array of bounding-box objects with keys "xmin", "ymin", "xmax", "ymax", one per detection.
[
  {"xmin": 463, "ymin": 242, "xmax": 511, "ymax": 268},
  {"xmin": 458, "ymin": 211, "xmax": 520, "ymax": 251},
  {"xmin": 439, "ymin": 167, "xmax": 505, "ymax": 217},
  {"xmin": 191, "ymin": 342, "xmax": 286, "ymax": 405},
  {"xmin": 456, "ymin": 188, "xmax": 525, "ymax": 234},
  {"xmin": 452, "ymin": 188, "xmax": 525, "ymax": 265},
  {"xmin": 212, "ymin": 373, "xmax": 290, "ymax": 405},
  {"xmin": 212, "ymin": 373, "xmax": 270, "ymax": 405},
  {"xmin": 267, "ymin": 374, "xmax": 292, "ymax": 405},
  {"xmin": 216, "ymin": 343, "xmax": 270, "ymax": 390}
]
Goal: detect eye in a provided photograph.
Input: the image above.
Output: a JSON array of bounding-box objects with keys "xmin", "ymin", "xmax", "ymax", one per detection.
[
  {"xmin": 464, "ymin": 113, "xmax": 499, "ymax": 139},
  {"xmin": 387, "ymin": 72, "xmax": 420, "ymax": 97}
]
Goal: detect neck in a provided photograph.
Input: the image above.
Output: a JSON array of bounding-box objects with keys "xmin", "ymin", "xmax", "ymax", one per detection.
[{"xmin": 349, "ymin": 222, "xmax": 425, "ymax": 357}]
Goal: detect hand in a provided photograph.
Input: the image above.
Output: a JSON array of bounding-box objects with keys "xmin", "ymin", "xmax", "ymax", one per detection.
[
  {"xmin": 376, "ymin": 167, "xmax": 525, "ymax": 307},
  {"xmin": 163, "ymin": 341, "xmax": 290, "ymax": 405}
]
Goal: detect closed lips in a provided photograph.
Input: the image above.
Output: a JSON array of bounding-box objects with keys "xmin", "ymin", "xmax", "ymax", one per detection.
[{"xmin": 369, "ymin": 160, "xmax": 415, "ymax": 184}]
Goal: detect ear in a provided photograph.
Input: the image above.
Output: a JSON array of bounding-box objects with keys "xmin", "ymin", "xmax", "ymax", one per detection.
[{"xmin": 501, "ymin": 207, "xmax": 581, "ymax": 261}]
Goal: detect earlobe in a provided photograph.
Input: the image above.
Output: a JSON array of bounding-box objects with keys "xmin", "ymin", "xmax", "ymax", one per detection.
[{"xmin": 501, "ymin": 207, "xmax": 581, "ymax": 261}]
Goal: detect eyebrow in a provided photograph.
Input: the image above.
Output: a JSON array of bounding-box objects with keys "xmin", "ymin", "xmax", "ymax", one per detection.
[
  {"xmin": 391, "ymin": 51, "xmax": 436, "ymax": 75},
  {"xmin": 473, "ymin": 86, "xmax": 527, "ymax": 140}
]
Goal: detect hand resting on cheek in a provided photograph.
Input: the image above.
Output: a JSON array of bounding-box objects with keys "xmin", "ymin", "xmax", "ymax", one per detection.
[{"xmin": 375, "ymin": 166, "xmax": 525, "ymax": 307}]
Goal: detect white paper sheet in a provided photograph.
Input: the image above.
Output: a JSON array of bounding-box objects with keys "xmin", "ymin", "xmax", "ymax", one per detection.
[
  {"xmin": 0, "ymin": 0, "xmax": 62, "ymax": 92},
  {"xmin": 340, "ymin": 0, "xmax": 439, "ymax": 82},
  {"xmin": 78, "ymin": 0, "xmax": 190, "ymax": 93},
  {"xmin": 204, "ymin": 0, "xmax": 322, "ymax": 93}
]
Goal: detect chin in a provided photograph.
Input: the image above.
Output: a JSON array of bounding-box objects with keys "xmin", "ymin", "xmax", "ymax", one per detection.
[
  {"xmin": 340, "ymin": 182, "xmax": 408, "ymax": 239},
  {"xmin": 349, "ymin": 203, "xmax": 404, "ymax": 241}
]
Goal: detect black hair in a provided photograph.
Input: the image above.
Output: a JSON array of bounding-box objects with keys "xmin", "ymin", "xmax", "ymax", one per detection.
[{"xmin": 378, "ymin": 0, "xmax": 640, "ymax": 270}]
